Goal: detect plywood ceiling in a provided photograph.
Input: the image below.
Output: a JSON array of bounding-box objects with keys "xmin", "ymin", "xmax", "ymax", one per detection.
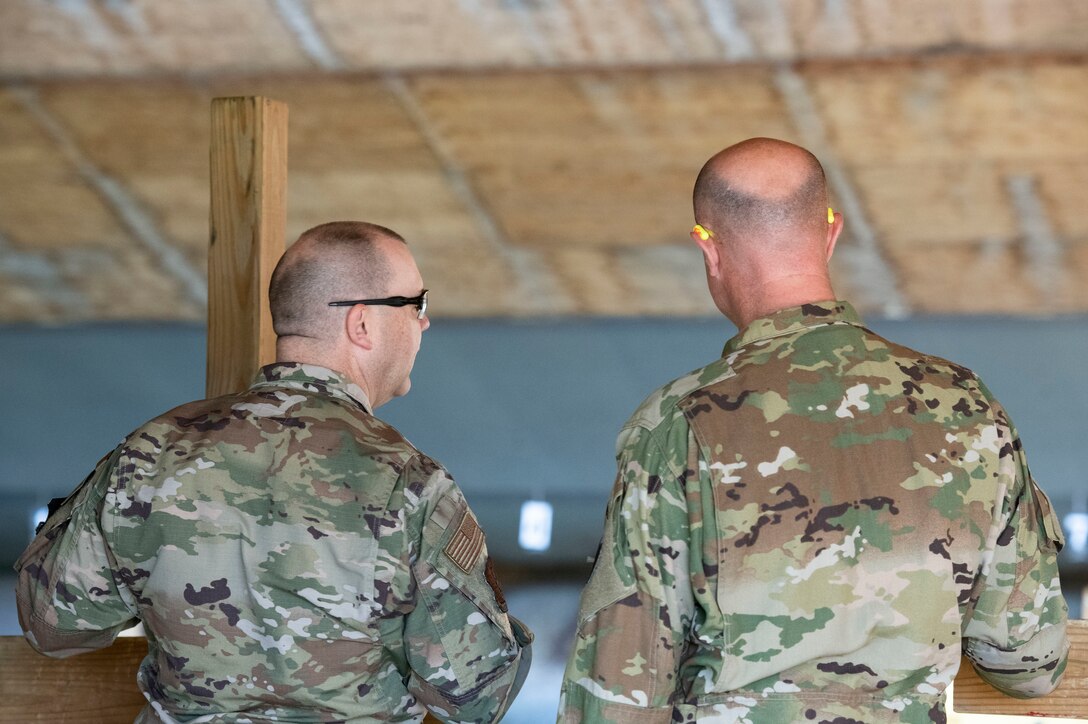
[{"xmin": 1, "ymin": 0, "xmax": 1086, "ymax": 322}]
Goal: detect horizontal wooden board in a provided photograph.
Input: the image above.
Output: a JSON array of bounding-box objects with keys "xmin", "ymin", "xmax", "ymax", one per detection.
[
  {"xmin": 2, "ymin": 622, "xmax": 1085, "ymax": 720},
  {"xmin": 0, "ymin": 636, "xmax": 147, "ymax": 722},
  {"xmin": 0, "ymin": 635, "xmax": 443, "ymax": 723}
]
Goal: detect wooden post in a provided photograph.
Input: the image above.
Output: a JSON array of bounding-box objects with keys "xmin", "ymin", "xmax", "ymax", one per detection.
[{"xmin": 207, "ymin": 96, "xmax": 288, "ymax": 397}]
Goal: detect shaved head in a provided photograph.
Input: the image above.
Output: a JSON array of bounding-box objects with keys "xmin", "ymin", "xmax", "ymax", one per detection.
[
  {"xmin": 689, "ymin": 138, "xmax": 841, "ymax": 327},
  {"xmin": 693, "ymin": 137, "xmax": 828, "ymax": 243},
  {"xmin": 270, "ymin": 221, "xmax": 404, "ymax": 340}
]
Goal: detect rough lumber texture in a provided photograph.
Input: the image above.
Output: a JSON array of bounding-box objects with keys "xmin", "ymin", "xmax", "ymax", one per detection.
[
  {"xmin": 1, "ymin": 57, "xmax": 1086, "ymax": 322},
  {"xmin": 0, "ymin": 635, "xmax": 146, "ymax": 723},
  {"xmin": 0, "ymin": 636, "xmax": 442, "ymax": 723},
  {"xmin": 0, "ymin": 0, "xmax": 306, "ymax": 78},
  {"xmin": 1, "ymin": 623, "xmax": 1084, "ymax": 721},
  {"xmin": 1, "ymin": 0, "xmax": 1085, "ymax": 76},
  {"xmin": 0, "ymin": 87, "xmax": 183, "ymax": 323},
  {"xmin": 952, "ymin": 618, "xmax": 1088, "ymax": 718},
  {"xmin": 207, "ymin": 97, "xmax": 286, "ymax": 397}
]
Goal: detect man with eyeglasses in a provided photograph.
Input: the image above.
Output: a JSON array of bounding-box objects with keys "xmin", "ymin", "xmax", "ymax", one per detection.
[
  {"xmin": 16, "ymin": 221, "xmax": 532, "ymax": 723},
  {"xmin": 559, "ymin": 138, "xmax": 1068, "ymax": 722}
]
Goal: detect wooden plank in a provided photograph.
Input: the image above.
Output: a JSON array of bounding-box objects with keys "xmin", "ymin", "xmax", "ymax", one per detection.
[
  {"xmin": 952, "ymin": 618, "xmax": 1088, "ymax": 719},
  {"xmin": 207, "ymin": 96, "xmax": 287, "ymax": 397},
  {"xmin": 0, "ymin": 636, "xmax": 146, "ymax": 723}
]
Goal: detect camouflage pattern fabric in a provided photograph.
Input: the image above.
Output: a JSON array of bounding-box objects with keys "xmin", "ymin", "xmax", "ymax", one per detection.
[
  {"xmin": 16, "ymin": 363, "xmax": 532, "ymax": 723},
  {"xmin": 559, "ymin": 300, "xmax": 1067, "ymax": 723}
]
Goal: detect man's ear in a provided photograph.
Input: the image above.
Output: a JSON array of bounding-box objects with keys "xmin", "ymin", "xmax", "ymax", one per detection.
[
  {"xmin": 826, "ymin": 210, "xmax": 844, "ymax": 261},
  {"xmin": 691, "ymin": 229, "xmax": 723, "ymax": 279},
  {"xmin": 344, "ymin": 304, "xmax": 375, "ymax": 351}
]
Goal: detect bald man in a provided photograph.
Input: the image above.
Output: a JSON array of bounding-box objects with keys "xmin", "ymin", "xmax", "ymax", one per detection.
[
  {"xmin": 559, "ymin": 139, "xmax": 1068, "ymax": 722},
  {"xmin": 16, "ymin": 222, "xmax": 532, "ymax": 723}
]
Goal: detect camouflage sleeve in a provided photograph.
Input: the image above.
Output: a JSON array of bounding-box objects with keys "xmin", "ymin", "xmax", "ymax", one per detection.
[
  {"xmin": 13, "ymin": 446, "xmax": 139, "ymax": 657},
  {"xmin": 559, "ymin": 423, "xmax": 694, "ymax": 724},
  {"xmin": 400, "ymin": 456, "xmax": 533, "ymax": 723},
  {"xmin": 962, "ymin": 408, "xmax": 1069, "ymax": 698}
]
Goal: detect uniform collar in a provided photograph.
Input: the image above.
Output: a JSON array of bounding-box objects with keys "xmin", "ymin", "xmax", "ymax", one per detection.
[
  {"xmin": 723, "ymin": 300, "xmax": 863, "ymax": 357},
  {"xmin": 250, "ymin": 363, "xmax": 372, "ymax": 414}
]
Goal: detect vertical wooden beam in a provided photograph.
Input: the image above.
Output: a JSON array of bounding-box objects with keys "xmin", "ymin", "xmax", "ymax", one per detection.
[{"xmin": 208, "ymin": 96, "xmax": 288, "ymax": 398}]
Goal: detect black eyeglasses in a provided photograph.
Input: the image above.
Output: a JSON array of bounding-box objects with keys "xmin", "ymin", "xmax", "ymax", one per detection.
[{"xmin": 328, "ymin": 290, "xmax": 429, "ymax": 319}]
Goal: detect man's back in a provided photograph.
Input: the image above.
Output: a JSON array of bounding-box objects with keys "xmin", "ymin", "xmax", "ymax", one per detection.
[
  {"xmin": 20, "ymin": 364, "xmax": 524, "ymax": 722},
  {"xmin": 563, "ymin": 136, "xmax": 1066, "ymax": 723},
  {"xmin": 561, "ymin": 302, "xmax": 1067, "ymax": 723},
  {"xmin": 113, "ymin": 364, "xmax": 421, "ymax": 720},
  {"xmin": 680, "ymin": 301, "xmax": 1067, "ymax": 716},
  {"xmin": 19, "ymin": 222, "xmax": 532, "ymax": 722}
]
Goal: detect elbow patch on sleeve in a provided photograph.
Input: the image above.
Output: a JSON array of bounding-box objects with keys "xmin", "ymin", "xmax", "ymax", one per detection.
[{"xmin": 965, "ymin": 620, "xmax": 1069, "ymax": 698}]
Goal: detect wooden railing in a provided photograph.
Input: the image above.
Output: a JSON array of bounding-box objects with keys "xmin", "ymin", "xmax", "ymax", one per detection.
[
  {"xmin": 0, "ymin": 636, "xmax": 146, "ymax": 723},
  {"xmin": 0, "ymin": 636, "xmax": 443, "ymax": 723}
]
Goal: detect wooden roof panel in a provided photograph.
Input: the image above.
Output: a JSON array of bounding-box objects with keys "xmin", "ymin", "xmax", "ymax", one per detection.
[
  {"xmin": 77, "ymin": 244, "xmax": 203, "ymax": 321},
  {"xmin": 0, "ymin": 55, "xmax": 1085, "ymax": 322},
  {"xmin": 0, "ymin": 0, "xmax": 307, "ymax": 77},
  {"xmin": 205, "ymin": 77, "xmax": 440, "ymax": 171},
  {"xmin": 809, "ymin": 60, "xmax": 1088, "ymax": 164},
  {"xmin": 3, "ymin": 0, "xmax": 1084, "ymax": 80},
  {"xmin": 312, "ymin": 0, "xmax": 536, "ymax": 70},
  {"xmin": 849, "ymin": 162, "xmax": 1017, "ymax": 248},
  {"xmin": 889, "ymin": 237, "xmax": 1088, "ymax": 315},
  {"xmin": 34, "ymin": 83, "xmax": 210, "ymax": 265},
  {"xmin": 1027, "ymin": 161, "xmax": 1088, "ymax": 239},
  {"xmin": 411, "ymin": 68, "xmax": 795, "ymax": 249},
  {"xmin": 38, "ymin": 82, "xmax": 209, "ymax": 176},
  {"xmin": 0, "ymin": 89, "xmax": 133, "ymax": 252}
]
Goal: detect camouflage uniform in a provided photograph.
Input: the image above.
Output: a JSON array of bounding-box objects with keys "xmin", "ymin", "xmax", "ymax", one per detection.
[
  {"xmin": 559, "ymin": 301, "xmax": 1067, "ymax": 723},
  {"xmin": 16, "ymin": 363, "xmax": 532, "ymax": 723}
]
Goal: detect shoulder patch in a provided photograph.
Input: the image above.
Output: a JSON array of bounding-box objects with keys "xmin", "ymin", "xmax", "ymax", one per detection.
[{"xmin": 444, "ymin": 509, "xmax": 484, "ymax": 573}]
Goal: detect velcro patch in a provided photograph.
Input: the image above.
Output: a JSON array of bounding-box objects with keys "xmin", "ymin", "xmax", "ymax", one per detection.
[
  {"xmin": 444, "ymin": 510, "xmax": 484, "ymax": 573},
  {"xmin": 485, "ymin": 556, "xmax": 508, "ymax": 612}
]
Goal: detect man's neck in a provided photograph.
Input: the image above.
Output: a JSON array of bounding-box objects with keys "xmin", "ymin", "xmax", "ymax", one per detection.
[
  {"xmin": 731, "ymin": 275, "xmax": 836, "ymax": 330},
  {"xmin": 275, "ymin": 339, "xmax": 376, "ymax": 404}
]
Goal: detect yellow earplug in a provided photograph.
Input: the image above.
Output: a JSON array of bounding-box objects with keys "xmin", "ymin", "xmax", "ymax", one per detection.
[
  {"xmin": 827, "ymin": 207, "xmax": 835, "ymax": 224},
  {"xmin": 692, "ymin": 224, "xmax": 714, "ymax": 241}
]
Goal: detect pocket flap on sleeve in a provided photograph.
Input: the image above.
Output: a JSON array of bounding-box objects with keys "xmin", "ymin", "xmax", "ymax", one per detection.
[{"xmin": 1029, "ymin": 479, "xmax": 1065, "ymax": 552}]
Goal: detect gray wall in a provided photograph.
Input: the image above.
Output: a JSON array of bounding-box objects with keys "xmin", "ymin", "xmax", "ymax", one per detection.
[{"xmin": 3, "ymin": 317, "xmax": 1086, "ymax": 578}]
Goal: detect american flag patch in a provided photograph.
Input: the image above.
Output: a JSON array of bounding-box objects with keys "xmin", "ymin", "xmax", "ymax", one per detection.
[{"xmin": 444, "ymin": 510, "xmax": 484, "ymax": 573}]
